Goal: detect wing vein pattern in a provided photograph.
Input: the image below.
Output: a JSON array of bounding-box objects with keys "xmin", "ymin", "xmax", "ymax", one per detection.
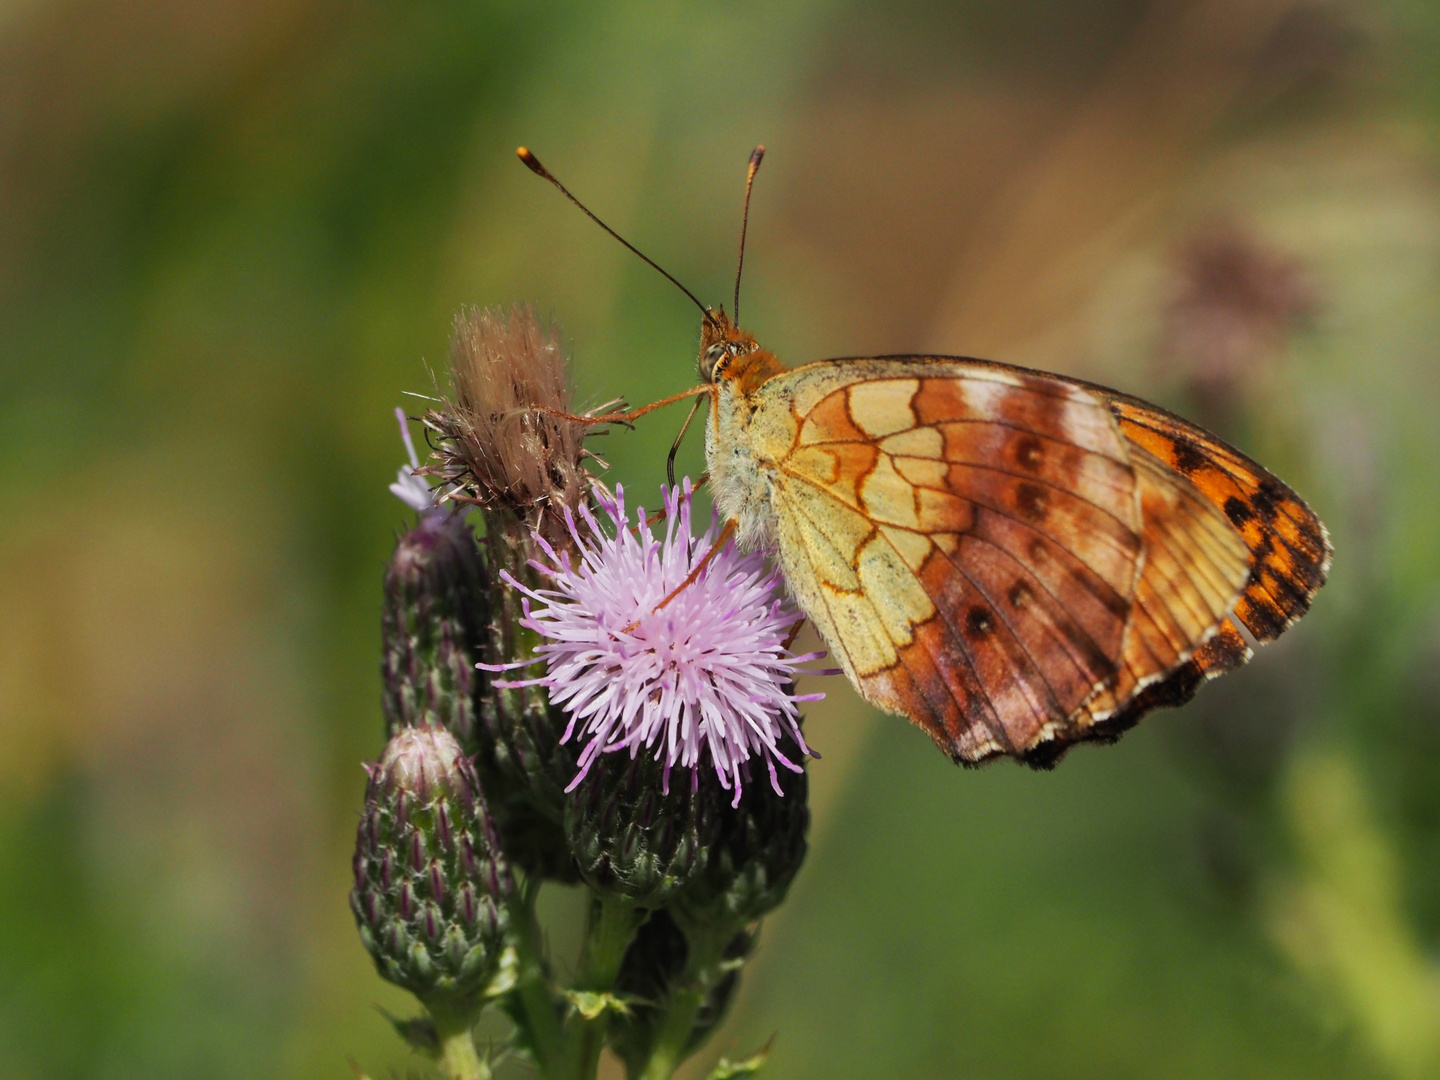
[{"xmin": 728, "ymin": 354, "xmax": 1328, "ymax": 767}]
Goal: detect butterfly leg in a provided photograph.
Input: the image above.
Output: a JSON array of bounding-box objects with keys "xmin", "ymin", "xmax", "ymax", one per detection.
[
  {"xmin": 540, "ymin": 384, "xmax": 714, "ymax": 428},
  {"xmin": 666, "ymin": 393, "xmax": 706, "ymax": 487}
]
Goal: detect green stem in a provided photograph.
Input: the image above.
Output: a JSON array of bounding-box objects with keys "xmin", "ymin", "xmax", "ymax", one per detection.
[
  {"xmin": 508, "ymin": 878, "xmax": 564, "ymax": 1074},
  {"xmin": 635, "ymin": 986, "xmax": 705, "ymax": 1080},
  {"xmin": 636, "ymin": 927, "xmax": 729, "ymax": 1080},
  {"xmin": 578, "ymin": 895, "xmax": 639, "ymax": 989},
  {"xmin": 559, "ymin": 895, "xmax": 641, "ymax": 1080},
  {"xmin": 428, "ymin": 1000, "xmax": 490, "ymax": 1080}
]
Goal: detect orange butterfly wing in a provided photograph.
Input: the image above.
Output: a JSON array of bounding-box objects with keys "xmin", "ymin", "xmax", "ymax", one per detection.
[
  {"xmin": 748, "ymin": 356, "xmax": 1321, "ymax": 765},
  {"xmin": 1060, "ymin": 389, "xmax": 1332, "ymax": 752},
  {"xmin": 1099, "ymin": 391, "xmax": 1333, "ymax": 643}
]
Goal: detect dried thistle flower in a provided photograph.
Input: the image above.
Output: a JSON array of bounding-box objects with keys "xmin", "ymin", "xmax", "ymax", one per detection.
[
  {"xmin": 408, "ymin": 310, "xmax": 595, "ymax": 878},
  {"xmin": 420, "ymin": 305, "xmax": 601, "ymax": 543}
]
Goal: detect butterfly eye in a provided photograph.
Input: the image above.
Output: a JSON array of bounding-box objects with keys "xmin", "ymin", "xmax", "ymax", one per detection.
[{"xmin": 701, "ymin": 343, "xmax": 729, "ymax": 381}]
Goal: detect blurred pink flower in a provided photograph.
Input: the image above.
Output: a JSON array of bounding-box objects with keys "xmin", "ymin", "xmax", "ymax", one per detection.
[
  {"xmin": 1162, "ymin": 219, "xmax": 1317, "ymax": 392},
  {"xmin": 389, "ymin": 406, "xmax": 439, "ymax": 512},
  {"xmin": 482, "ymin": 480, "xmax": 825, "ymax": 806}
]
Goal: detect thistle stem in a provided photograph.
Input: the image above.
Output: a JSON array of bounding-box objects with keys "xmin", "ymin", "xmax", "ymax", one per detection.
[
  {"xmin": 428, "ymin": 1000, "xmax": 490, "ymax": 1080},
  {"xmin": 578, "ymin": 895, "xmax": 639, "ymax": 989},
  {"xmin": 636, "ymin": 985, "xmax": 705, "ymax": 1080},
  {"xmin": 559, "ymin": 896, "xmax": 641, "ymax": 1080},
  {"xmin": 636, "ymin": 928, "xmax": 728, "ymax": 1080}
]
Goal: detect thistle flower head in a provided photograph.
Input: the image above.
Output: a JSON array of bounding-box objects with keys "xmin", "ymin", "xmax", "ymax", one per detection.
[
  {"xmin": 486, "ymin": 481, "xmax": 824, "ymax": 807},
  {"xmin": 420, "ymin": 305, "xmax": 596, "ymax": 540}
]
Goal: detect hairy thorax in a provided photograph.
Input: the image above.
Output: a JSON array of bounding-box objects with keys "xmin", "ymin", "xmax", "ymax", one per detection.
[{"xmin": 705, "ymin": 350, "xmax": 787, "ymax": 553}]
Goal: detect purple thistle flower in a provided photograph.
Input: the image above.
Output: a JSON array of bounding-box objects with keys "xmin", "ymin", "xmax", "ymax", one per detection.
[{"xmin": 481, "ymin": 480, "xmax": 827, "ymax": 807}]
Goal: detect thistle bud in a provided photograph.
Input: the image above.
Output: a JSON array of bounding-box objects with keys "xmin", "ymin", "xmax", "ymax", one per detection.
[
  {"xmin": 675, "ymin": 759, "xmax": 810, "ymax": 933},
  {"xmin": 351, "ymin": 726, "xmax": 512, "ymax": 1005},
  {"xmin": 565, "ymin": 752, "xmax": 722, "ymax": 909},
  {"xmin": 381, "ymin": 509, "xmax": 490, "ymax": 749}
]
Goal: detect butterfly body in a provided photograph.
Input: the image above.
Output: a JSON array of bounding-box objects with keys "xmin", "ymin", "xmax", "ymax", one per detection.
[{"xmin": 699, "ymin": 310, "xmax": 1329, "ymax": 767}]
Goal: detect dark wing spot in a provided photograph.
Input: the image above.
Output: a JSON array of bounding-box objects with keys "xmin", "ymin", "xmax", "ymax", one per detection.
[
  {"xmin": 965, "ymin": 607, "xmax": 993, "ymax": 638},
  {"xmin": 1171, "ymin": 437, "xmax": 1207, "ymax": 476},
  {"xmin": 1014, "ymin": 482, "xmax": 1048, "ymax": 522},
  {"xmin": 1007, "ymin": 582, "xmax": 1032, "ymax": 608},
  {"xmin": 1224, "ymin": 496, "xmax": 1254, "ymax": 527},
  {"xmin": 1013, "ymin": 435, "xmax": 1044, "ymax": 471},
  {"xmin": 1252, "ymin": 477, "xmax": 1285, "ymax": 522}
]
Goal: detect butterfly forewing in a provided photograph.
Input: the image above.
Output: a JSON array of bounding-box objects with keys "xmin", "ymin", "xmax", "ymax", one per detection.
[
  {"xmin": 753, "ymin": 360, "xmax": 1153, "ymax": 762},
  {"xmin": 707, "ymin": 332, "xmax": 1330, "ymax": 767}
]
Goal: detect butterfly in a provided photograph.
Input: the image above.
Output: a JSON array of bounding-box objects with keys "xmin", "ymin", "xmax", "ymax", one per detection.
[{"xmin": 518, "ymin": 145, "xmax": 1332, "ymax": 768}]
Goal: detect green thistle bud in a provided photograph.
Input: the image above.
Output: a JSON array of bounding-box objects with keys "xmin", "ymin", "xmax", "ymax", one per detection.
[
  {"xmin": 381, "ymin": 510, "xmax": 489, "ymax": 749},
  {"xmin": 351, "ymin": 725, "xmax": 513, "ymax": 1005},
  {"xmin": 676, "ymin": 760, "xmax": 810, "ymax": 933},
  {"xmin": 609, "ymin": 910, "xmax": 752, "ymax": 1074},
  {"xmin": 472, "ymin": 549, "xmax": 580, "ymax": 882},
  {"xmin": 565, "ymin": 753, "xmax": 722, "ymax": 908},
  {"xmin": 379, "ymin": 493, "xmax": 577, "ymax": 881}
]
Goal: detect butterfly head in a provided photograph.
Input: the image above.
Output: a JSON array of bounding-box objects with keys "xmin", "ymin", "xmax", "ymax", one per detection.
[{"xmin": 698, "ymin": 307, "xmax": 781, "ymax": 391}]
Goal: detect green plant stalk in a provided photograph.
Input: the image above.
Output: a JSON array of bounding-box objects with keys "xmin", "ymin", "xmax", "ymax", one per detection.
[
  {"xmin": 636, "ymin": 929, "xmax": 729, "ymax": 1080},
  {"xmin": 635, "ymin": 987, "xmax": 704, "ymax": 1080},
  {"xmin": 560, "ymin": 895, "xmax": 641, "ymax": 1080},
  {"xmin": 428, "ymin": 999, "xmax": 490, "ymax": 1080},
  {"xmin": 507, "ymin": 880, "xmax": 565, "ymax": 1075}
]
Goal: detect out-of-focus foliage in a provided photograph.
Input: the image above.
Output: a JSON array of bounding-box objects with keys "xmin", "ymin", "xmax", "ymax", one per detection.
[{"xmin": 2, "ymin": 0, "xmax": 1439, "ymax": 1077}]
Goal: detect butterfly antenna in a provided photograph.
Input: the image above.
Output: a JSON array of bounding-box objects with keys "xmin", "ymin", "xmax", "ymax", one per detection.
[
  {"xmin": 517, "ymin": 147, "xmax": 715, "ymax": 326},
  {"xmin": 733, "ymin": 145, "xmax": 765, "ymax": 324}
]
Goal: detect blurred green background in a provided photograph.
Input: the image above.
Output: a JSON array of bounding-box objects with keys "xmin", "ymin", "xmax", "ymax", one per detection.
[{"xmin": 3, "ymin": 0, "xmax": 1440, "ymax": 1077}]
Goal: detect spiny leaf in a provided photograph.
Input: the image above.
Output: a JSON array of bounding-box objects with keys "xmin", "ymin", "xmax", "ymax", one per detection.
[
  {"xmin": 563, "ymin": 989, "xmax": 634, "ymax": 1021},
  {"xmin": 707, "ymin": 1036, "xmax": 774, "ymax": 1079}
]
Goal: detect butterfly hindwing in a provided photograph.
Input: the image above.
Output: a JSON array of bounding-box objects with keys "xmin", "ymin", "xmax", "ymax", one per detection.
[
  {"xmin": 1100, "ymin": 392, "xmax": 1331, "ymax": 641},
  {"xmin": 1064, "ymin": 444, "xmax": 1252, "ymax": 756}
]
